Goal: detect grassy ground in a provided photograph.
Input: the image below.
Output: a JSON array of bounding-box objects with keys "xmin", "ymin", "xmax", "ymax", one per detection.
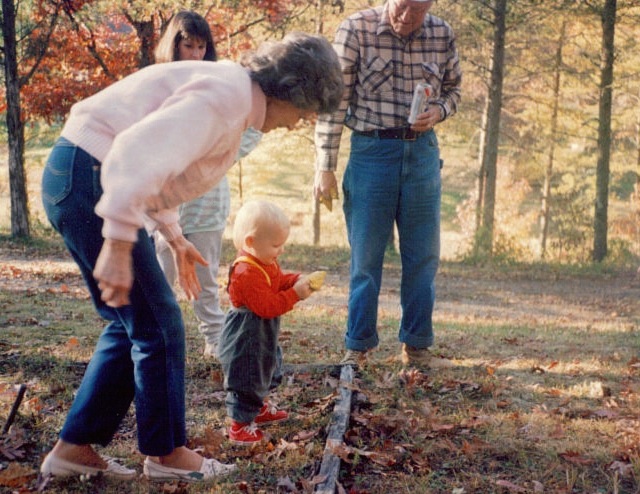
[{"xmin": 0, "ymin": 235, "xmax": 639, "ymax": 493}]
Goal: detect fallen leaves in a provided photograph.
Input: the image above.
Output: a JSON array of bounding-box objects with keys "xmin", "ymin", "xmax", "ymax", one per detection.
[
  {"xmin": 0, "ymin": 462, "xmax": 37, "ymax": 488},
  {"xmin": 189, "ymin": 426, "xmax": 227, "ymax": 458},
  {"xmin": 0, "ymin": 428, "xmax": 27, "ymax": 461},
  {"xmin": 0, "ymin": 261, "xmax": 85, "ymax": 298},
  {"xmin": 292, "ymin": 429, "xmax": 319, "ymax": 442},
  {"xmin": 0, "ymin": 427, "xmax": 33, "ymax": 489},
  {"xmin": 0, "ymin": 265, "xmax": 24, "ymax": 280},
  {"xmin": 275, "ymin": 473, "xmax": 328, "ymax": 494},
  {"xmin": 332, "ymin": 442, "xmax": 402, "ymax": 467},
  {"xmin": 560, "ymin": 450, "xmax": 594, "ymax": 465},
  {"xmin": 65, "ymin": 336, "xmax": 80, "ymax": 349},
  {"xmin": 608, "ymin": 460, "xmax": 635, "ymax": 477}
]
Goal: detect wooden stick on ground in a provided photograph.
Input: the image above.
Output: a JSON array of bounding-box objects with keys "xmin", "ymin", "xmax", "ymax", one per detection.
[
  {"xmin": 2, "ymin": 384, "xmax": 27, "ymax": 434},
  {"xmin": 315, "ymin": 365, "xmax": 354, "ymax": 494}
]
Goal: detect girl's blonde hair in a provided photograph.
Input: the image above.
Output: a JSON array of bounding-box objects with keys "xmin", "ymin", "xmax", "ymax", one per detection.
[{"xmin": 233, "ymin": 200, "xmax": 290, "ymax": 251}]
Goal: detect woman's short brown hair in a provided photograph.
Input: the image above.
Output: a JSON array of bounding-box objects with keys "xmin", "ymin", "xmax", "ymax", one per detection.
[{"xmin": 243, "ymin": 32, "xmax": 344, "ymax": 114}]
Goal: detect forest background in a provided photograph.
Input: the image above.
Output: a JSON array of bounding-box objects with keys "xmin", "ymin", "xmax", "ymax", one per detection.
[{"xmin": 1, "ymin": 0, "xmax": 640, "ymax": 267}]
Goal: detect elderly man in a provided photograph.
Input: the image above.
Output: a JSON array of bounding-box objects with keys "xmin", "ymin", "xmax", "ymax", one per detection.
[{"xmin": 314, "ymin": 0, "xmax": 462, "ymax": 369}]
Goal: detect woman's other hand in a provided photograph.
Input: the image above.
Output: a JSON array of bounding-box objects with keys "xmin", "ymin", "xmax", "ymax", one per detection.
[{"xmin": 94, "ymin": 239, "xmax": 135, "ymax": 307}]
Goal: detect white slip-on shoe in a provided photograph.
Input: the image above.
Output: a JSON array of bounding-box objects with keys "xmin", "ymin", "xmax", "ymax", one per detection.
[
  {"xmin": 40, "ymin": 452, "xmax": 137, "ymax": 480},
  {"xmin": 143, "ymin": 457, "xmax": 237, "ymax": 482}
]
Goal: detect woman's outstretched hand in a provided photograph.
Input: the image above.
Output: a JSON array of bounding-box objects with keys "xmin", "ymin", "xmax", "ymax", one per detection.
[{"xmin": 170, "ymin": 235, "xmax": 208, "ymax": 300}]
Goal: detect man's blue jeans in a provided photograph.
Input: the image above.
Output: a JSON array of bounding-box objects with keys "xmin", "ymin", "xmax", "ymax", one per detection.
[
  {"xmin": 342, "ymin": 130, "xmax": 441, "ymax": 351},
  {"xmin": 41, "ymin": 137, "xmax": 187, "ymax": 456}
]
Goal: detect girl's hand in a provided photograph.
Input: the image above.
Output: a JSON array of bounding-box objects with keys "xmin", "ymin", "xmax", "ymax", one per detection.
[
  {"xmin": 169, "ymin": 235, "xmax": 208, "ymax": 300},
  {"xmin": 94, "ymin": 239, "xmax": 135, "ymax": 307}
]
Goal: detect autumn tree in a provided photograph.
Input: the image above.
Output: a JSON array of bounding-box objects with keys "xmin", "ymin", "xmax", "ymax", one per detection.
[
  {"xmin": 609, "ymin": 3, "xmax": 640, "ymax": 257},
  {"xmin": 445, "ymin": 0, "xmax": 640, "ymax": 263},
  {"xmin": 2, "ymin": 0, "xmax": 29, "ymax": 237},
  {"xmin": 588, "ymin": 0, "xmax": 616, "ymax": 262},
  {"xmin": 21, "ymin": 0, "xmax": 308, "ymax": 123},
  {"xmin": 533, "ymin": 0, "xmax": 640, "ymax": 262},
  {"xmin": 561, "ymin": 0, "xmax": 637, "ymax": 262},
  {"xmin": 1, "ymin": 0, "xmax": 67, "ymax": 237},
  {"xmin": 20, "ymin": 8, "xmax": 135, "ymax": 123},
  {"xmin": 473, "ymin": 0, "xmax": 507, "ymax": 258},
  {"xmin": 445, "ymin": 0, "xmax": 549, "ymax": 259},
  {"xmin": 539, "ymin": 21, "xmax": 566, "ymax": 258}
]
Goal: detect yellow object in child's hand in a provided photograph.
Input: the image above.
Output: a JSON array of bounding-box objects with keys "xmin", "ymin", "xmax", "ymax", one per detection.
[{"xmin": 307, "ymin": 271, "xmax": 326, "ymax": 291}]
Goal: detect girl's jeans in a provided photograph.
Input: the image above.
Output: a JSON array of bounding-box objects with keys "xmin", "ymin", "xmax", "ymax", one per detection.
[
  {"xmin": 342, "ymin": 130, "xmax": 441, "ymax": 351},
  {"xmin": 156, "ymin": 229, "xmax": 226, "ymax": 348},
  {"xmin": 41, "ymin": 137, "xmax": 187, "ymax": 456}
]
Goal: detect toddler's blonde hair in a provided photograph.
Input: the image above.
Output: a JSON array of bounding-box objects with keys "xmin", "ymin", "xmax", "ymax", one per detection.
[{"xmin": 233, "ymin": 200, "xmax": 290, "ymax": 251}]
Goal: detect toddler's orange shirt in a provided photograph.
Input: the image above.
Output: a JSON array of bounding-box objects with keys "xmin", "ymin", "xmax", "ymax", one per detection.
[{"xmin": 228, "ymin": 251, "xmax": 300, "ymax": 319}]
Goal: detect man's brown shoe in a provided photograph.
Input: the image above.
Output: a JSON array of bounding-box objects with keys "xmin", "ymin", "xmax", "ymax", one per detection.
[
  {"xmin": 401, "ymin": 344, "xmax": 453, "ymax": 369},
  {"xmin": 340, "ymin": 349, "xmax": 368, "ymax": 367}
]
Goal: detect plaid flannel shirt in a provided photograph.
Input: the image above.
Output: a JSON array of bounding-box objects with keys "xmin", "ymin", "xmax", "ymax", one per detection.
[{"xmin": 315, "ymin": 4, "xmax": 462, "ymax": 171}]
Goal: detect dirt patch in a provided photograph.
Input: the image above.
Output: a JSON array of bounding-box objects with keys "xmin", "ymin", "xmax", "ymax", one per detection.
[{"xmin": 2, "ymin": 249, "xmax": 639, "ymax": 334}]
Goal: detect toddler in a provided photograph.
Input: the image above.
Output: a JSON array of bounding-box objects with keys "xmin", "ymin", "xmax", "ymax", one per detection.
[{"xmin": 218, "ymin": 200, "xmax": 317, "ymax": 444}]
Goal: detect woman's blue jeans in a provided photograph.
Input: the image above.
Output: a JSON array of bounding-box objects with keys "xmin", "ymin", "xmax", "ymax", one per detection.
[
  {"xmin": 342, "ymin": 130, "xmax": 441, "ymax": 351},
  {"xmin": 41, "ymin": 137, "xmax": 186, "ymax": 456}
]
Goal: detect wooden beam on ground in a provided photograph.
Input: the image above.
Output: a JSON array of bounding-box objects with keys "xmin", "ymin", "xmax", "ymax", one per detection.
[{"xmin": 314, "ymin": 364, "xmax": 354, "ymax": 494}]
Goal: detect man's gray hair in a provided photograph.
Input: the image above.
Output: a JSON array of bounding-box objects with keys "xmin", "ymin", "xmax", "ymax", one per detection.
[{"xmin": 244, "ymin": 32, "xmax": 344, "ymax": 114}]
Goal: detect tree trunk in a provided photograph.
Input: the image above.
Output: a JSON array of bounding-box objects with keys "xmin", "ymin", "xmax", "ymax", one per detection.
[
  {"xmin": 633, "ymin": 99, "xmax": 640, "ymax": 254},
  {"xmin": 540, "ymin": 21, "xmax": 566, "ymax": 259},
  {"xmin": 475, "ymin": 0, "xmax": 507, "ymax": 258},
  {"xmin": 2, "ymin": 0, "xmax": 30, "ymax": 238},
  {"xmin": 592, "ymin": 0, "xmax": 616, "ymax": 262},
  {"xmin": 475, "ymin": 102, "xmax": 487, "ymax": 238},
  {"xmin": 129, "ymin": 17, "xmax": 156, "ymax": 68}
]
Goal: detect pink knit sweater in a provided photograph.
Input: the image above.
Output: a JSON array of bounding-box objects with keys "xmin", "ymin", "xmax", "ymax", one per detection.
[{"xmin": 61, "ymin": 60, "xmax": 266, "ymax": 243}]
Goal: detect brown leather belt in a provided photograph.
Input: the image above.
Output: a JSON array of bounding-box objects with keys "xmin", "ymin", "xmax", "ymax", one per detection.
[{"xmin": 355, "ymin": 127, "xmax": 422, "ymax": 141}]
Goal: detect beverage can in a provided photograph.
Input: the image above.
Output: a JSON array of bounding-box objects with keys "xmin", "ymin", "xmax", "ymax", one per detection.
[{"xmin": 408, "ymin": 82, "xmax": 432, "ymax": 124}]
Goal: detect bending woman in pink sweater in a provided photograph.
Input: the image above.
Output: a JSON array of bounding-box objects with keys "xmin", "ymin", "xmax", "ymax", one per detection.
[{"xmin": 39, "ymin": 32, "xmax": 343, "ymax": 483}]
